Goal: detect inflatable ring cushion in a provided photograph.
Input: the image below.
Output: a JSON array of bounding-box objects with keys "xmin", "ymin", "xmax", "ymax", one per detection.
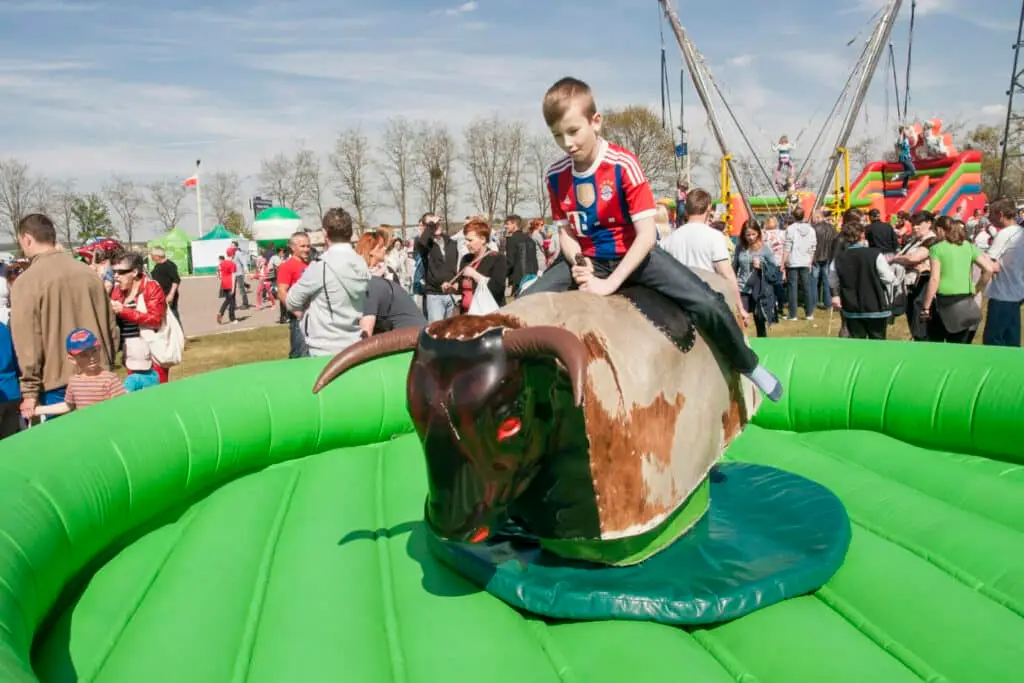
[
  {"xmin": 429, "ymin": 461, "xmax": 852, "ymax": 626},
  {"xmin": 1, "ymin": 339, "xmax": 1023, "ymax": 682}
]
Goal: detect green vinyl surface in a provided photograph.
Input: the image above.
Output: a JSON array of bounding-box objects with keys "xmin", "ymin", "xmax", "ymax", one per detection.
[{"xmin": 0, "ymin": 338, "xmax": 1022, "ymax": 682}]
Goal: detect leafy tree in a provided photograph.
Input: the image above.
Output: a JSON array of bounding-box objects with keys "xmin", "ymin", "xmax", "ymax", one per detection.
[
  {"xmin": 600, "ymin": 106, "xmax": 677, "ymax": 195},
  {"xmin": 71, "ymin": 193, "xmax": 115, "ymax": 241},
  {"xmin": 224, "ymin": 210, "xmax": 249, "ymax": 238},
  {"xmin": 964, "ymin": 124, "xmax": 1024, "ymax": 200}
]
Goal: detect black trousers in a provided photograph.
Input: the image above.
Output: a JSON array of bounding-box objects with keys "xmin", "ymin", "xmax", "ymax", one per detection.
[
  {"xmin": 520, "ymin": 247, "xmax": 759, "ymax": 374},
  {"xmin": 218, "ymin": 288, "xmax": 236, "ymax": 321},
  {"xmin": 844, "ymin": 317, "xmax": 887, "ymax": 340}
]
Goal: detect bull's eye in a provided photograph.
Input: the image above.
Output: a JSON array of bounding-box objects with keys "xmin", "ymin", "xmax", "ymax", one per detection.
[{"xmin": 496, "ymin": 416, "xmax": 521, "ymax": 442}]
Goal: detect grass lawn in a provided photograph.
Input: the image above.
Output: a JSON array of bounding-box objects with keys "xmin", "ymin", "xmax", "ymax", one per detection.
[
  {"xmin": 169, "ymin": 311, "xmax": 910, "ymax": 381},
  {"xmin": 171, "ymin": 302, "xmax": 1018, "ymax": 381}
]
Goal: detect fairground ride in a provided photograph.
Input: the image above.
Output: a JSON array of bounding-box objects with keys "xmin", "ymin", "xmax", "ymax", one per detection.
[{"xmin": 656, "ymin": 0, "xmax": 905, "ymax": 231}]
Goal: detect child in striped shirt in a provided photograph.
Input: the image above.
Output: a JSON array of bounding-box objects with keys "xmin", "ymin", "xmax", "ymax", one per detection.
[{"xmin": 35, "ymin": 328, "xmax": 126, "ymax": 417}]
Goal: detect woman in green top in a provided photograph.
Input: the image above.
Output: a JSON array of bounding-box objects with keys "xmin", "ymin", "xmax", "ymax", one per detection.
[{"xmin": 922, "ymin": 217, "xmax": 996, "ymax": 343}]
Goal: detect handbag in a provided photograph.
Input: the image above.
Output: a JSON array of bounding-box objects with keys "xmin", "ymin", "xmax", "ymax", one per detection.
[
  {"xmin": 135, "ymin": 284, "xmax": 185, "ymax": 367},
  {"xmin": 935, "ymin": 295, "xmax": 982, "ymax": 334}
]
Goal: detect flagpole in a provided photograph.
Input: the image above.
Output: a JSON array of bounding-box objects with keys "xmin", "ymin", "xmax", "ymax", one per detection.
[{"xmin": 195, "ymin": 159, "xmax": 203, "ymax": 237}]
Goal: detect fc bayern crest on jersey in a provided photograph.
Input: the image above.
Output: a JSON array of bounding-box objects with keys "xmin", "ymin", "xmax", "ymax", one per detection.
[
  {"xmin": 600, "ymin": 180, "xmax": 615, "ymax": 202},
  {"xmin": 577, "ymin": 182, "xmax": 596, "ymax": 208}
]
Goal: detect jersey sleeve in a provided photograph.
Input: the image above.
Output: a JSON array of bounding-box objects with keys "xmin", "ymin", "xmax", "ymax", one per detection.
[
  {"xmin": 547, "ymin": 174, "xmax": 567, "ymax": 225},
  {"xmin": 621, "ymin": 158, "xmax": 657, "ymax": 222}
]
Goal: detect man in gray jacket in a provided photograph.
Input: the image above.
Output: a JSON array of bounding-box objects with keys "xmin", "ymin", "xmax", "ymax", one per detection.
[
  {"xmin": 286, "ymin": 208, "xmax": 370, "ymax": 357},
  {"xmin": 782, "ymin": 207, "xmax": 818, "ymax": 321}
]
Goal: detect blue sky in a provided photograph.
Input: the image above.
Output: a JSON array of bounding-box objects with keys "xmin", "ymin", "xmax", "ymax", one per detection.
[{"xmin": 0, "ymin": 0, "xmax": 1015, "ymax": 235}]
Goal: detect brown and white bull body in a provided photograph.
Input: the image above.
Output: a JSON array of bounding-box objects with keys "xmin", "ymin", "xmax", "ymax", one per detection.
[{"xmin": 314, "ymin": 267, "xmax": 761, "ymax": 559}]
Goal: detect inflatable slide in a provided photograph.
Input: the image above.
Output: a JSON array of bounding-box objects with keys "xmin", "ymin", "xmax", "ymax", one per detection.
[
  {"xmin": 0, "ymin": 338, "xmax": 1022, "ymax": 682},
  {"xmin": 849, "ymin": 150, "xmax": 986, "ymax": 219}
]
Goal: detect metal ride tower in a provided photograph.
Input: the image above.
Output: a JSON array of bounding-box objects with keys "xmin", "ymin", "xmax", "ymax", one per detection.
[
  {"xmin": 659, "ymin": 0, "xmax": 903, "ymax": 218},
  {"xmin": 657, "ymin": 0, "xmax": 754, "ymax": 219},
  {"xmin": 998, "ymin": 0, "xmax": 1024, "ymax": 199},
  {"xmin": 811, "ymin": 0, "xmax": 903, "ymax": 213}
]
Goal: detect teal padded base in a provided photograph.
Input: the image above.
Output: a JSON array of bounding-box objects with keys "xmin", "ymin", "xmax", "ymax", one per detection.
[{"xmin": 428, "ymin": 462, "xmax": 852, "ymax": 626}]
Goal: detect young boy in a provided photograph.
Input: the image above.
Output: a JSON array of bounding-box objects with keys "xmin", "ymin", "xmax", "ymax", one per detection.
[
  {"xmin": 35, "ymin": 328, "xmax": 126, "ymax": 417},
  {"xmin": 122, "ymin": 337, "xmax": 160, "ymax": 392},
  {"xmin": 521, "ymin": 76, "xmax": 782, "ymax": 401}
]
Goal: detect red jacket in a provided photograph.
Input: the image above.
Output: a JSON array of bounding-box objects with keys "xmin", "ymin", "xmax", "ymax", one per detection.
[{"xmin": 112, "ymin": 276, "xmax": 166, "ymax": 330}]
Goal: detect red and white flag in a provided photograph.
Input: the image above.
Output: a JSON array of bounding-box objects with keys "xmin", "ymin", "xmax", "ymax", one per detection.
[{"xmin": 183, "ymin": 175, "xmax": 198, "ymax": 189}]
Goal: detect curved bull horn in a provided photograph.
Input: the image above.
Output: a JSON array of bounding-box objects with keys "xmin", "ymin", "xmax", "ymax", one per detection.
[
  {"xmin": 313, "ymin": 327, "xmax": 422, "ymax": 394},
  {"xmin": 503, "ymin": 327, "xmax": 588, "ymax": 407}
]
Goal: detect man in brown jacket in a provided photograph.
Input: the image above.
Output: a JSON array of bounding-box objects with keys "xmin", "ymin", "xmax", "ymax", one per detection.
[{"xmin": 11, "ymin": 214, "xmax": 119, "ymax": 420}]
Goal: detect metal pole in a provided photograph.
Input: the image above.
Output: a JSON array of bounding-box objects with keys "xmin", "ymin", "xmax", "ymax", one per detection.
[
  {"xmin": 813, "ymin": 0, "xmax": 904, "ymax": 212},
  {"xmin": 195, "ymin": 159, "xmax": 203, "ymax": 237},
  {"xmin": 903, "ymin": 0, "xmax": 916, "ymax": 119},
  {"xmin": 658, "ymin": 0, "xmax": 753, "ymax": 217},
  {"xmin": 998, "ymin": 0, "xmax": 1024, "ymax": 198}
]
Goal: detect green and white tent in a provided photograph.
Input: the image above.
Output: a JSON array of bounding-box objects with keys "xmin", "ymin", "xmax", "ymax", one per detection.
[
  {"xmin": 147, "ymin": 227, "xmax": 193, "ymax": 274},
  {"xmin": 191, "ymin": 225, "xmax": 253, "ymax": 275}
]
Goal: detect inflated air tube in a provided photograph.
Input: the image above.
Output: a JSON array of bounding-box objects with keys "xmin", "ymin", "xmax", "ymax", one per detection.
[{"xmin": 0, "ymin": 339, "xmax": 1023, "ymax": 682}]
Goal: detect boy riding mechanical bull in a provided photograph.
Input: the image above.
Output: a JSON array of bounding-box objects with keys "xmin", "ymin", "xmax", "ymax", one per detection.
[{"xmin": 313, "ymin": 77, "xmax": 782, "ymax": 565}]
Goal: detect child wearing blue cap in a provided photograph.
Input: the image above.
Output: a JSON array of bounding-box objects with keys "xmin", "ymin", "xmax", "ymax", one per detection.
[{"xmin": 34, "ymin": 328, "xmax": 126, "ymax": 417}]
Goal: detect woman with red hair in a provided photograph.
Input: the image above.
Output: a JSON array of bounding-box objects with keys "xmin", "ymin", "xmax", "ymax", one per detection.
[
  {"xmin": 354, "ymin": 229, "xmax": 425, "ymax": 336},
  {"xmin": 445, "ymin": 219, "xmax": 507, "ymax": 313}
]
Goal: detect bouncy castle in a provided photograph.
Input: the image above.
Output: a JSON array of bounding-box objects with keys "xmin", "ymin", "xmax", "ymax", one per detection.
[{"xmin": 848, "ymin": 119, "xmax": 986, "ymax": 219}]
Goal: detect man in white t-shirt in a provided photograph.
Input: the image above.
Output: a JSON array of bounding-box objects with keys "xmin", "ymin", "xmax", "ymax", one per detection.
[
  {"xmin": 660, "ymin": 188, "xmax": 747, "ymax": 323},
  {"xmin": 979, "ymin": 198, "xmax": 1023, "ymax": 346}
]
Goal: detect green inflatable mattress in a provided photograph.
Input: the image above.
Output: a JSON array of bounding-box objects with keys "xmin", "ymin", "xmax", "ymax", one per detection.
[{"xmin": 1, "ymin": 337, "xmax": 1022, "ymax": 682}]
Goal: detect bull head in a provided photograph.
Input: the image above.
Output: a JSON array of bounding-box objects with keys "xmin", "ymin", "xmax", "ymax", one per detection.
[{"xmin": 313, "ymin": 323, "xmax": 588, "ymax": 544}]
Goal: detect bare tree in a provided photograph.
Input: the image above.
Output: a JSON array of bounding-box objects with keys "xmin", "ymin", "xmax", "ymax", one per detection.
[
  {"xmin": 330, "ymin": 127, "xmax": 375, "ymax": 227},
  {"xmin": 259, "ymin": 147, "xmax": 319, "ymax": 214},
  {"xmin": 0, "ymin": 158, "xmax": 48, "ymax": 239},
  {"xmin": 105, "ymin": 176, "xmax": 144, "ymax": 245},
  {"xmin": 148, "ymin": 179, "xmax": 188, "ymax": 233},
  {"xmin": 500, "ymin": 121, "xmax": 528, "ymax": 217},
  {"xmin": 379, "ymin": 117, "xmax": 415, "ymax": 228},
  {"xmin": 463, "ymin": 114, "xmax": 507, "ymax": 219},
  {"xmin": 846, "ymin": 136, "xmax": 880, "ymax": 172},
  {"xmin": 412, "ymin": 122, "xmax": 458, "ymax": 224},
  {"xmin": 50, "ymin": 178, "xmax": 78, "ymax": 246},
  {"xmin": 295, "ymin": 147, "xmax": 326, "ymax": 222},
  {"xmin": 601, "ymin": 106, "xmax": 676, "ymax": 195},
  {"xmin": 526, "ymin": 133, "xmax": 559, "ymax": 219},
  {"xmin": 205, "ymin": 170, "xmax": 242, "ymax": 225}
]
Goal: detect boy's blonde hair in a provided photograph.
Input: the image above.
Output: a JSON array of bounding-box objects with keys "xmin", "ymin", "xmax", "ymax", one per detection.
[{"xmin": 543, "ymin": 77, "xmax": 597, "ymax": 127}]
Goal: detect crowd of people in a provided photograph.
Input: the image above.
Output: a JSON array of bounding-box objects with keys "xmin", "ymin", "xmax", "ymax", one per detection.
[
  {"xmin": 3, "ymin": 74, "xmax": 1022, "ymax": 444},
  {"xmin": 0, "ymin": 213, "xmax": 183, "ymax": 440},
  {"xmin": 716, "ymin": 198, "xmax": 1021, "ymax": 344}
]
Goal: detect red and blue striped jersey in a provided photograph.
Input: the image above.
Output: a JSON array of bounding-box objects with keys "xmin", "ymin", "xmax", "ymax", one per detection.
[{"xmin": 546, "ymin": 140, "xmax": 657, "ymax": 260}]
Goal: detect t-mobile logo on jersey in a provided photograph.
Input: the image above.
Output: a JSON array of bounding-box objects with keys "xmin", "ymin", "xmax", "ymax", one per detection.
[{"xmin": 566, "ymin": 211, "xmax": 591, "ymax": 235}]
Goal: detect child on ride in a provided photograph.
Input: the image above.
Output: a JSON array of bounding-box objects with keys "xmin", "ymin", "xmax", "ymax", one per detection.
[
  {"xmin": 520, "ymin": 77, "xmax": 783, "ymax": 402},
  {"xmin": 773, "ymin": 135, "xmax": 794, "ymax": 173},
  {"xmin": 894, "ymin": 126, "xmax": 915, "ymax": 196}
]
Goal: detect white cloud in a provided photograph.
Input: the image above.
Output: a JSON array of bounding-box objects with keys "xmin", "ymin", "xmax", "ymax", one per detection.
[
  {"xmin": 443, "ymin": 1, "xmax": 478, "ymax": 16},
  {"xmin": 726, "ymin": 54, "xmax": 755, "ymax": 68},
  {"xmin": 0, "ymin": 1, "xmax": 102, "ymax": 12}
]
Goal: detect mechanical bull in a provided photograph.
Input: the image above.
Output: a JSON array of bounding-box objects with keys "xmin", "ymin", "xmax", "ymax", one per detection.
[{"xmin": 313, "ymin": 270, "xmax": 762, "ymax": 566}]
